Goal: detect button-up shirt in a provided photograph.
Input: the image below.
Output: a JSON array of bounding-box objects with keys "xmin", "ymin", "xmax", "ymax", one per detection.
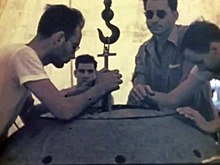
[{"xmin": 132, "ymin": 25, "xmax": 188, "ymax": 92}]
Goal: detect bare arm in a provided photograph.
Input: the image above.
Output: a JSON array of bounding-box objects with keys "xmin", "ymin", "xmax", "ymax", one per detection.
[
  {"xmin": 177, "ymin": 107, "xmax": 220, "ymax": 133},
  {"xmin": 151, "ymin": 66, "xmax": 213, "ymax": 108},
  {"xmin": 152, "ymin": 73, "xmax": 205, "ymax": 108},
  {"xmin": 25, "ymin": 69, "xmax": 122, "ymax": 120},
  {"xmin": 60, "ymin": 85, "xmax": 90, "ymax": 97},
  {"xmin": 209, "ymin": 119, "xmax": 220, "ymax": 133},
  {"xmin": 135, "ymin": 66, "xmax": 213, "ymax": 108},
  {"xmin": 128, "ymin": 71, "xmax": 206, "ymax": 108}
]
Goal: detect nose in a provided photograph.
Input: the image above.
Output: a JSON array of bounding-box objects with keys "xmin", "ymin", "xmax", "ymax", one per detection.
[
  {"xmin": 151, "ymin": 17, "xmax": 159, "ymax": 23},
  {"xmin": 83, "ymin": 71, "xmax": 90, "ymax": 77},
  {"xmin": 149, "ymin": 15, "xmax": 159, "ymax": 23}
]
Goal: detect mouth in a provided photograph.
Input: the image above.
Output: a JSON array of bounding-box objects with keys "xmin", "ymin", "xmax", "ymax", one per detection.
[
  {"xmin": 150, "ymin": 26, "xmax": 162, "ymax": 30},
  {"xmin": 83, "ymin": 79, "xmax": 90, "ymax": 83}
]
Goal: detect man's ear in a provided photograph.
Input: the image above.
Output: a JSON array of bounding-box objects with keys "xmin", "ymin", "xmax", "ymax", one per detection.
[
  {"xmin": 51, "ymin": 31, "xmax": 66, "ymax": 47},
  {"xmin": 173, "ymin": 11, "xmax": 179, "ymax": 21}
]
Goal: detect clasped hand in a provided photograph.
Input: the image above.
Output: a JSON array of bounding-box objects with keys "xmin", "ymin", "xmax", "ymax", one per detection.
[
  {"xmin": 96, "ymin": 68, "xmax": 123, "ymax": 93},
  {"xmin": 128, "ymin": 84, "xmax": 156, "ymax": 106}
]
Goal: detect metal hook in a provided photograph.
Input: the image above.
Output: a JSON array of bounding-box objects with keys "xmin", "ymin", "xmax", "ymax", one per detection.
[{"xmin": 97, "ymin": 0, "xmax": 120, "ymax": 44}]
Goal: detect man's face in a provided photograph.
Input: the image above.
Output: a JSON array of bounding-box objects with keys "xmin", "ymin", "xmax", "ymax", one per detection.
[
  {"xmin": 74, "ymin": 63, "xmax": 96, "ymax": 88},
  {"xmin": 145, "ymin": 0, "xmax": 178, "ymax": 36},
  {"xmin": 183, "ymin": 48, "xmax": 207, "ymax": 64},
  {"xmin": 203, "ymin": 42, "xmax": 220, "ymax": 73},
  {"xmin": 51, "ymin": 26, "xmax": 82, "ymax": 68}
]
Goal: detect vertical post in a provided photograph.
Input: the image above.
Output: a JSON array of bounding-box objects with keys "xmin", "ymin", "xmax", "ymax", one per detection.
[
  {"xmin": 97, "ymin": 0, "xmax": 120, "ymax": 112},
  {"xmin": 102, "ymin": 43, "xmax": 111, "ymax": 112}
]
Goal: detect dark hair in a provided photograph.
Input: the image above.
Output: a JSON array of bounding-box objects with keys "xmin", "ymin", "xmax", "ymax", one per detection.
[
  {"xmin": 37, "ymin": 4, "xmax": 85, "ymax": 40},
  {"xmin": 75, "ymin": 54, "xmax": 97, "ymax": 70},
  {"xmin": 143, "ymin": 0, "xmax": 178, "ymax": 11},
  {"xmin": 181, "ymin": 20, "xmax": 220, "ymax": 53}
]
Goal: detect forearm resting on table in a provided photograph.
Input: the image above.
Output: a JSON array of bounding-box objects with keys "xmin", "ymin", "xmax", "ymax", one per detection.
[
  {"xmin": 150, "ymin": 72, "xmax": 208, "ymax": 108},
  {"xmin": 207, "ymin": 118, "xmax": 220, "ymax": 133},
  {"xmin": 52, "ymin": 85, "xmax": 107, "ymax": 119},
  {"xmin": 26, "ymin": 80, "xmax": 107, "ymax": 120}
]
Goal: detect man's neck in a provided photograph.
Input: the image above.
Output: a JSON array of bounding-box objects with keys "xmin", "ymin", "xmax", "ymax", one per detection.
[
  {"xmin": 154, "ymin": 26, "xmax": 175, "ymax": 55},
  {"xmin": 155, "ymin": 34, "xmax": 169, "ymax": 46},
  {"xmin": 155, "ymin": 25, "xmax": 175, "ymax": 45}
]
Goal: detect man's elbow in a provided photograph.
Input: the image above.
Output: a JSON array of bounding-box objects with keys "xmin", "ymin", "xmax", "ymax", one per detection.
[
  {"xmin": 55, "ymin": 112, "xmax": 74, "ymax": 120},
  {"xmin": 50, "ymin": 104, "xmax": 82, "ymax": 120}
]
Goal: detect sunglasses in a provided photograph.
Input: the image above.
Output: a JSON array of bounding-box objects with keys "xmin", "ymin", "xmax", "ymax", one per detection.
[{"xmin": 144, "ymin": 10, "xmax": 167, "ymax": 19}]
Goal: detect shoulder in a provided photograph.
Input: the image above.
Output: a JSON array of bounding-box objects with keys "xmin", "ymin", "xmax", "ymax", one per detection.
[
  {"xmin": 176, "ymin": 24, "xmax": 189, "ymax": 41},
  {"xmin": 8, "ymin": 45, "xmax": 48, "ymax": 84},
  {"xmin": 13, "ymin": 45, "xmax": 38, "ymax": 59},
  {"xmin": 136, "ymin": 39, "xmax": 152, "ymax": 56},
  {"xmin": 10, "ymin": 45, "xmax": 42, "ymax": 66},
  {"xmin": 0, "ymin": 44, "xmax": 30, "ymax": 58},
  {"xmin": 190, "ymin": 65, "xmax": 213, "ymax": 82},
  {"xmin": 176, "ymin": 24, "xmax": 188, "ymax": 34},
  {"xmin": 140, "ymin": 39, "xmax": 152, "ymax": 49}
]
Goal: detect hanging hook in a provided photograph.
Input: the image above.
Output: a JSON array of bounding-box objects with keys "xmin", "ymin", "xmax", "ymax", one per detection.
[{"xmin": 97, "ymin": 0, "xmax": 120, "ymax": 44}]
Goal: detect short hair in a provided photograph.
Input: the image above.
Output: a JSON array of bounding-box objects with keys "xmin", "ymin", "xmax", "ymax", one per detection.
[
  {"xmin": 75, "ymin": 54, "xmax": 97, "ymax": 70},
  {"xmin": 181, "ymin": 20, "xmax": 220, "ymax": 53},
  {"xmin": 37, "ymin": 4, "xmax": 85, "ymax": 40},
  {"xmin": 143, "ymin": 0, "xmax": 178, "ymax": 11}
]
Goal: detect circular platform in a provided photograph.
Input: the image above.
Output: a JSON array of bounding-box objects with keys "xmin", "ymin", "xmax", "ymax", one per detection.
[{"xmin": 0, "ymin": 107, "xmax": 218, "ymax": 164}]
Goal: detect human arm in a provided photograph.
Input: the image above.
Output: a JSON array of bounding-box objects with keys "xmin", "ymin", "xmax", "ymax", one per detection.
[
  {"xmin": 60, "ymin": 85, "xmax": 90, "ymax": 97},
  {"xmin": 157, "ymin": 42, "xmax": 220, "ymax": 109},
  {"xmin": 177, "ymin": 107, "xmax": 220, "ymax": 133},
  {"xmin": 138, "ymin": 65, "xmax": 213, "ymax": 108},
  {"xmin": 127, "ymin": 43, "xmax": 152, "ymax": 105},
  {"xmin": 12, "ymin": 48, "xmax": 122, "ymax": 120},
  {"xmin": 127, "ymin": 84, "xmax": 155, "ymax": 106},
  {"xmin": 25, "ymin": 69, "xmax": 122, "ymax": 120},
  {"xmin": 153, "ymin": 65, "xmax": 214, "ymax": 108}
]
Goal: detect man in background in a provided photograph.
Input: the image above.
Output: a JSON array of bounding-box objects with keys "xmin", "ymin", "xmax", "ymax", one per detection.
[{"xmin": 62, "ymin": 54, "xmax": 113, "ymax": 107}]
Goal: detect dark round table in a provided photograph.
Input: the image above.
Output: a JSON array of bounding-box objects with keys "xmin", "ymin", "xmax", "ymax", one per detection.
[{"xmin": 0, "ymin": 106, "xmax": 219, "ymax": 164}]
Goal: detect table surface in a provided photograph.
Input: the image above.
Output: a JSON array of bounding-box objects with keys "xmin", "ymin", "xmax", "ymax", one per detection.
[{"xmin": 0, "ymin": 107, "xmax": 219, "ymax": 164}]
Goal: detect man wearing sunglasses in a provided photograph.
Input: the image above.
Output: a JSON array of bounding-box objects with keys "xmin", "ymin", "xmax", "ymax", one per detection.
[
  {"xmin": 128, "ymin": 0, "xmax": 187, "ymax": 103},
  {"xmin": 127, "ymin": 0, "xmax": 216, "ymax": 121}
]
